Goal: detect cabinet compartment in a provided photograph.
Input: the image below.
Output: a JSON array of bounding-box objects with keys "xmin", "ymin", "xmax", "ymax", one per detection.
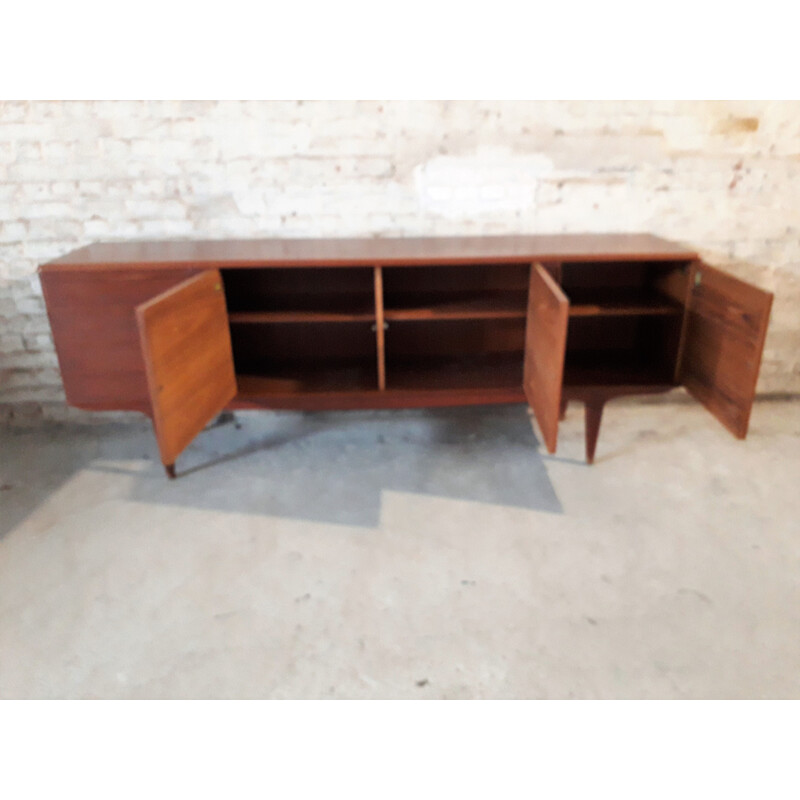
[
  {"xmin": 564, "ymin": 314, "xmax": 682, "ymax": 386},
  {"xmin": 385, "ymin": 318, "xmax": 525, "ymax": 391},
  {"xmin": 231, "ymin": 321, "xmax": 378, "ymax": 394},
  {"xmin": 382, "ymin": 263, "xmax": 529, "ymax": 320},
  {"xmin": 560, "ymin": 259, "xmax": 688, "ymax": 387},
  {"xmin": 222, "ymin": 267, "xmax": 375, "ymax": 321},
  {"xmin": 562, "ymin": 259, "xmax": 689, "ymax": 317}
]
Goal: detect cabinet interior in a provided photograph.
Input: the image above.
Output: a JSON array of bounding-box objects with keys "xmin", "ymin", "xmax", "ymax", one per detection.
[
  {"xmin": 382, "ymin": 263, "xmax": 527, "ymax": 391},
  {"xmin": 224, "ymin": 266, "xmax": 375, "ymax": 321},
  {"xmin": 223, "ymin": 264, "xmax": 530, "ymax": 398},
  {"xmin": 560, "ymin": 259, "xmax": 689, "ymax": 386},
  {"xmin": 222, "ymin": 259, "xmax": 691, "ymax": 399},
  {"xmin": 382, "ymin": 263, "xmax": 529, "ymax": 319}
]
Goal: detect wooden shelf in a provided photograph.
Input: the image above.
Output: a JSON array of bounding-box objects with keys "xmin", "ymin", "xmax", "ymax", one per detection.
[
  {"xmin": 229, "ymin": 294, "xmax": 528, "ymax": 324},
  {"xmin": 229, "ymin": 309, "xmax": 375, "ymax": 324},
  {"xmin": 567, "ymin": 289, "xmax": 683, "ymax": 318},
  {"xmin": 569, "ymin": 301, "xmax": 682, "ymax": 318},
  {"xmin": 384, "ymin": 294, "xmax": 527, "ymax": 321}
]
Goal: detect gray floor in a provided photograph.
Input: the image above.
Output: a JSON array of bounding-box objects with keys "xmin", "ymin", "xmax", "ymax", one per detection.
[{"xmin": 1, "ymin": 396, "xmax": 799, "ymax": 699}]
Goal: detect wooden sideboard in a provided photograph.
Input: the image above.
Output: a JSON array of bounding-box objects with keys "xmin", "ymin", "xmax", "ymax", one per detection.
[{"xmin": 38, "ymin": 234, "xmax": 773, "ymax": 477}]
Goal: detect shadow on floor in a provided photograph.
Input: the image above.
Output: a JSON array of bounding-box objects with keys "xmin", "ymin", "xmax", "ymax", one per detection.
[
  {"xmin": 1, "ymin": 405, "xmax": 563, "ymax": 535},
  {"xmin": 130, "ymin": 406, "xmax": 564, "ymax": 526}
]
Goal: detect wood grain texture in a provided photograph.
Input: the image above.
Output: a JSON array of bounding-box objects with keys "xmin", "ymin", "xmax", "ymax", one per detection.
[
  {"xmin": 136, "ymin": 270, "xmax": 237, "ymax": 467},
  {"xmin": 568, "ymin": 294, "xmax": 682, "ymax": 317},
  {"xmin": 523, "ymin": 263, "xmax": 570, "ymax": 454},
  {"xmin": 384, "ymin": 294, "xmax": 527, "ymax": 320},
  {"xmin": 374, "ymin": 266, "xmax": 386, "ymax": 391},
  {"xmin": 39, "ymin": 268, "xmax": 199, "ymax": 411},
  {"xmin": 679, "ymin": 261, "xmax": 773, "ymax": 438},
  {"xmin": 42, "ymin": 234, "xmax": 697, "ymax": 270}
]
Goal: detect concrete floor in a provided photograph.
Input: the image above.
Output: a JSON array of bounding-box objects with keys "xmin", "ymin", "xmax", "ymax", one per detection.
[{"xmin": 1, "ymin": 396, "xmax": 799, "ymax": 699}]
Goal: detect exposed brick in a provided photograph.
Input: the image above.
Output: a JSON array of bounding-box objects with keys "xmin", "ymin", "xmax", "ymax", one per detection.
[
  {"xmin": 2, "ymin": 351, "xmax": 59, "ymax": 369},
  {"xmin": 12, "ymin": 297, "xmax": 44, "ymax": 314},
  {"xmin": 0, "ymin": 122, "xmax": 51, "ymax": 142},
  {"xmin": 23, "ymin": 202, "xmax": 80, "ymax": 220},
  {"xmin": 0, "ymin": 334, "xmax": 25, "ymax": 353},
  {"xmin": 0, "ymin": 222, "xmax": 27, "ymax": 243},
  {"xmin": 21, "ymin": 333, "xmax": 52, "ymax": 350},
  {"xmin": 0, "ymin": 101, "xmax": 30, "ymax": 123}
]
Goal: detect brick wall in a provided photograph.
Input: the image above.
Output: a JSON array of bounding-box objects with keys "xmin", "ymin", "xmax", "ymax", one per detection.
[{"xmin": 1, "ymin": 100, "xmax": 798, "ymax": 423}]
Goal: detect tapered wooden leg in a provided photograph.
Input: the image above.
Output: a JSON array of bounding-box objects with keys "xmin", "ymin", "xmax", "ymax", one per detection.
[
  {"xmin": 584, "ymin": 400, "xmax": 605, "ymax": 465},
  {"xmin": 165, "ymin": 463, "xmax": 176, "ymax": 479},
  {"xmin": 559, "ymin": 394, "xmax": 568, "ymax": 420}
]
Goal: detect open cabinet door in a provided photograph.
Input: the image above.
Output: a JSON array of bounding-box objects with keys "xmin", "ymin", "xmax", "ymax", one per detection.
[
  {"xmin": 524, "ymin": 263, "xmax": 570, "ymax": 454},
  {"xmin": 678, "ymin": 261, "xmax": 772, "ymax": 438},
  {"xmin": 136, "ymin": 270, "xmax": 237, "ymax": 477}
]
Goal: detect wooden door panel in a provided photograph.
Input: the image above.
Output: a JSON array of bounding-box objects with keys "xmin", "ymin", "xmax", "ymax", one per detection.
[
  {"xmin": 136, "ymin": 270, "xmax": 237, "ymax": 471},
  {"xmin": 679, "ymin": 261, "xmax": 773, "ymax": 438},
  {"xmin": 524, "ymin": 262, "xmax": 569, "ymax": 453},
  {"xmin": 39, "ymin": 268, "xmax": 199, "ymax": 410}
]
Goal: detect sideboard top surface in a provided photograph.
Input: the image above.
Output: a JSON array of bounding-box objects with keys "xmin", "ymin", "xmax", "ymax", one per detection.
[{"xmin": 41, "ymin": 233, "xmax": 697, "ymax": 271}]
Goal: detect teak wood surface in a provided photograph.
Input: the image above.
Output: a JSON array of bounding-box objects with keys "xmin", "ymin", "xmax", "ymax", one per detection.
[
  {"xmin": 39, "ymin": 267, "xmax": 199, "ymax": 411},
  {"xmin": 679, "ymin": 261, "xmax": 773, "ymax": 438},
  {"xmin": 42, "ymin": 233, "xmax": 697, "ymax": 269},
  {"xmin": 523, "ymin": 264, "xmax": 569, "ymax": 454},
  {"xmin": 373, "ymin": 266, "xmax": 387, "ymax": 391},
  {"xmin": 136, "ymin": 270, "xmax": 237, "ymax": 473}
]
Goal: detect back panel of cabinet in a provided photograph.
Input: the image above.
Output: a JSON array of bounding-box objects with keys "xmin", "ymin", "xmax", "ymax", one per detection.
[{"xmin": 222, "ymin": 267, "xmax": 375, "ymax": 317}]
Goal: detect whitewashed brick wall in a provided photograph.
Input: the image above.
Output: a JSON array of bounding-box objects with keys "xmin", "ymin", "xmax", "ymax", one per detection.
[{"xmin": 1, "ymin": 100, "xmax": 799, "ymax": 423}]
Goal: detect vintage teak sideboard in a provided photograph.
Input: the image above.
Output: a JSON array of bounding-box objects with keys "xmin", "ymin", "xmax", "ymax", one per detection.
[{"xmin": 38, "ymin": 234, "xmax": 773, "ymax": 477}]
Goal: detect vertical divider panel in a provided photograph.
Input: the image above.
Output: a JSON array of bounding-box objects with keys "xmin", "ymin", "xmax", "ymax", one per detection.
[
  {"xmin": 374, "ymin": 265, "xmax": 386, "ymax": 390},
  {"xmin": 652, "ymin": 259, "xmax": 694, "ymax": 383}
]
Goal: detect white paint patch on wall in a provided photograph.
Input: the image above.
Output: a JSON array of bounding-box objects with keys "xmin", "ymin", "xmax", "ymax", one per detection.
[{"xmin": 414, "ymin": 147, "xmax": 553, "ymax": 218}]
